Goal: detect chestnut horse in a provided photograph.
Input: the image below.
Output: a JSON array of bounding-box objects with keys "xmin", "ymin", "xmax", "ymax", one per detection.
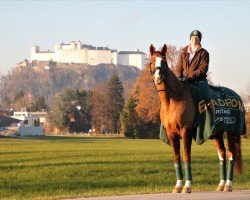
[{"xmin": 149, "ymin": 44, "xmax": 242, "ymax": 193}]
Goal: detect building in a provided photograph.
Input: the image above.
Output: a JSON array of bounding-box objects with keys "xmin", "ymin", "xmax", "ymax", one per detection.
[
  {"xmin": 117, "ymin": 49, "xmax": 148, "ymax": 70},
  {"xmin": 18, "ymin": 115, "xmax": 44, "ymax": 136},
  {"xmin": 12, "ymin": 111, "xmax": 47, "ymax": 136},
  {"xmin": 31, "ymin": 41, "xmax": 118, "ymax": 66},
  {"xmin": 30, "ymin": 41, "xmax": 147, "ymax": 70},
  {"xmin": 12, "ymin": 111, "xmax": 47, "ymax": 125}
]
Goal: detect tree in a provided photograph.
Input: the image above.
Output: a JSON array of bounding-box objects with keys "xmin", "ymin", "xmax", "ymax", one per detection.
[
  {"xmin": 91, "ymin": 81, "xmax": 112, "ymax": 133},
  {"xmin": 30, "ymin": 96, "xmax": 48, "ymax": 111},
  {"xmin": 1, "ymin": 96, "xmax": 12, "ymax": 110},
  {"xmin": 11, "ymin": 91, "xmax": 32, "ymax": 111},
  {"xmin": 47, "ymin": 88, "xmax": 92, "ymax": 132},
  {"xmin": 107, "ymin": 75, "xmax": 125, "ymax": 133},
  {"xmin": 121, "ymin": 95, "xmax": 139, "ymax": 138},
  {"xmin": 131, "ymin": 68, "xmax": 161, "ymax": 138},
  {"xmin": 0, "ymin": 64, "xmax": 139, "ymax": 109}
]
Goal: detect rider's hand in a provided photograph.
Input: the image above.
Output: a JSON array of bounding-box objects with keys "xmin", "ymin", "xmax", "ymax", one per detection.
[{"xmin": 180, "ymin": 76, "xmax": 191, "ymax": 82}]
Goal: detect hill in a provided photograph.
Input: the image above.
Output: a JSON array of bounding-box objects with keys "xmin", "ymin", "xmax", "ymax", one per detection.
[{"xmin": 0, "ymin": 64, "xmax": 140, "ymax": 107}]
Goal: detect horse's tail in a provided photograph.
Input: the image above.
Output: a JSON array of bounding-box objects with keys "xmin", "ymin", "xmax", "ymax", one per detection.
[{"xmin": 228, "ymin": 133, "xmax": 243, "ymax": 174}]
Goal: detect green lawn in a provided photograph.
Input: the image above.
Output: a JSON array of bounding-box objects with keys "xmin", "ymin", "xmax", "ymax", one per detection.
[{"xmin": 0, "ymin": 136, "xmax": 249, "ymax": 200}]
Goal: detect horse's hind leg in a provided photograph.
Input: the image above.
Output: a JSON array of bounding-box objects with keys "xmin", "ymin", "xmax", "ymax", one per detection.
[
  {"xmin": 212, "ymin": 131, "xmax": 226, "ymax": 191},
  {"xmin": 224, "ymin": 133, "xmax": 242, "ymax": 192},
  {"xmin": 169, "ymin": 135, "xmax": 183, "ymax": 193}
]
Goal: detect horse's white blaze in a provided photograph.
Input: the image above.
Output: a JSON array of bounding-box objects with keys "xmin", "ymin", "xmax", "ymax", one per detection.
[
  {"xmin": 155, "ymin": 69, "xmax": 160, "ymax": 78},
  {"xmin": 155, "ymin": 57, "xmax": 162, "ymax": 68},
  {"xmin": 154, "ymin": 69, "xmax": 161, "ymax": 84},
  {"xmin": 154, "ymin": 57, "xmax": 162, "ymax": 84}
]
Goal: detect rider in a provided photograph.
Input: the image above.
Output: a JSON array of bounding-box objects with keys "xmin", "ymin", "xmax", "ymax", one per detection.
[{"xmin": 175, "ymin": 30, "xmax": 215, "ymax": 120}]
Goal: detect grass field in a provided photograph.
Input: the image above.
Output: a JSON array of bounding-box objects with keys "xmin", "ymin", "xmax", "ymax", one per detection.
[{"xmin": 0, "ymin": 136, "xmax": 249, "ymax": 200}]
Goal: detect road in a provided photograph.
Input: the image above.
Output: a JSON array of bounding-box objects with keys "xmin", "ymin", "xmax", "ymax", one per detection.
[{"xmin": 65, "ymin": 190, "xmax": 250, "ymax": 200}]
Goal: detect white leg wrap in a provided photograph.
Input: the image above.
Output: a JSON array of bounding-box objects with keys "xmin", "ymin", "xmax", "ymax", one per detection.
[
  {"xmin": 185, "ymin": 180, "xmax": 191, "ymax": 187},
  {"xmin": 226, "ymin": 180, "xmax": 232, "ymax": 186},
  {"xmin": 175, "ymin": 180, "xmax": 183, "ymax": 187},
  {"xmin": 219, "ymin": 180, "xmax": 226, "ymax": 186}
]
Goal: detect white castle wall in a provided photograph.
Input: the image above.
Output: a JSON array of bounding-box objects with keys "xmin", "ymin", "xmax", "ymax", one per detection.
[
  {"xmin": 31, "ymin": 41, "xmax": 147, "ymax": 69},
  {"xmin": 88, "ymin": 49, "xmax": 111, "ymax": 65},
  {"xmin": 111, "ymin": 51, "xmax": 118, "ymax": 65},
  {"xmin": 118, "ymin": 51, "xmax": 148, "ymax": 70},
  {"xmin": 31, "ymin": 46, "xmax": 54, "ymax": 62},
  {"xmin": 53, "ymin": 48, "xmax": 88, "ymax": 64}
]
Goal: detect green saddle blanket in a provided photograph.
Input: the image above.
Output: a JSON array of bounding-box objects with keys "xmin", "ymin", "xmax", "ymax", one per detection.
[
  {"xmin": 160, "ymin": 85, "xmax": 246, "ymax": 145},
  {"xmin": 210, "ymin": 86, "xmax": 246, "ymax": 134}
]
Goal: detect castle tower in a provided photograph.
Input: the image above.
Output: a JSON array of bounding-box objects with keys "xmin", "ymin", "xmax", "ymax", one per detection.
[
  {"xmin": 76, "ymin": 41, "xmax": 82, "ymax": 49},
  {"xmin": 31, "ymin": 46, "xmax": 39, "ymax": 61}
]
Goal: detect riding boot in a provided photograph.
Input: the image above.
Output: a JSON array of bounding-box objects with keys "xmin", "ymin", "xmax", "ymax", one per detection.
[{"xmin": 207, "ymin": 100, "xmax": 215, "ymax": 121}]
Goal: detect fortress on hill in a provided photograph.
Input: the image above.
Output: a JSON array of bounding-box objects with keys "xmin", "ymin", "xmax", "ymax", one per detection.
[{"xmin": 29, "ymin": 41, "xmax": 147, "ymax": 70}]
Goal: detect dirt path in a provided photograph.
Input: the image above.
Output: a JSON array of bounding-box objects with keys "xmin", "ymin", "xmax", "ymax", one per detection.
[{"xmin": 64, "ymin": 190, "xmax": 250, "ymax": 200}]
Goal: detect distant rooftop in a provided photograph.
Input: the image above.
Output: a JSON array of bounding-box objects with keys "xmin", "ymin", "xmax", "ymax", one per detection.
[{"xmin": 118, "ymin": 51, "xmax": 146, "ymax": 55}]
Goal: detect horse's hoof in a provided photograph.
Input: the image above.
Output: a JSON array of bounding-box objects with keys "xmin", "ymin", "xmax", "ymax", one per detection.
[
  {"xmin": 172, "ymin": 186, "xmax": 182, "ymax": 193},
  {"xmin": 216, "ymin": 185, "xmax": 225, "ymax": 192},
  {"xmin": 181, "ymin": 186, "xmax": 191, "ymax": 193},
  {"xmin": 223, "ymin": 185, "xmax": 233, "ymax": 192}
]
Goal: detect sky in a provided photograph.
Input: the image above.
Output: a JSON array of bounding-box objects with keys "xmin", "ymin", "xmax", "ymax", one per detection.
[{"xmin": 0, "ymin": 0, "xmax": 249, "ymax": 94}]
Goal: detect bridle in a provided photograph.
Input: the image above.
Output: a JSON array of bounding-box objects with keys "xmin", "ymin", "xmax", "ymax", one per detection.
[
  {"xmin": 150, "ymin": 55, "xmax": 181, "ymax": 95},
  {"xmin": 149, "ymin": 55, "xmax": 168, "ymax": 92}
]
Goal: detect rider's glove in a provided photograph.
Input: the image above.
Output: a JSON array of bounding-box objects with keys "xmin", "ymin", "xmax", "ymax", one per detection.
[{"xmin": 180, "ymin": 76, "xmax": 191, "ymax": 82}]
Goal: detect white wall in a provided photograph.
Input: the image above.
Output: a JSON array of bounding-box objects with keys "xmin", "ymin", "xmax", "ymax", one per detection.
[
  {"xmin": 30, "ymin": 41, "xmax": 148, "ymax": 69},
  {"xmin": 118, "ymin": 52, "xmax": 147, "ymax": 70},
  {"xmin": 88, "ymin": 49, "xmax": 111, "ymax": 65},
  {"xmin": 117, "ymin": 54, "xmax": 129, "ymax": 66},
  {"xmin": 53, "ymin": 48, "xmax": 88, "ymax": 64},
  {"xmin": 111, "ymin": 51, "xmax": 118, "ymax": 65},
  {"xmin": 19, "ymin": 126, "xmax": 44, "ymax": 136},
  {"xmin": 31, "ymin": 43, "xmax": 113, "ymax": 65}
]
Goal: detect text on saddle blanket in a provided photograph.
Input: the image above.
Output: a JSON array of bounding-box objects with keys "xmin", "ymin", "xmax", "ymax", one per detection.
[{"xmin": 198, "ymin": 98, "xmax": 244, "ymax": 114}]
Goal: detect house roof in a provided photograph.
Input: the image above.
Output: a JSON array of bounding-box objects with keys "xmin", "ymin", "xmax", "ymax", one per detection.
[{"xmin": 118, "ymin": 51, "xmax": 146, "ymax": 55}]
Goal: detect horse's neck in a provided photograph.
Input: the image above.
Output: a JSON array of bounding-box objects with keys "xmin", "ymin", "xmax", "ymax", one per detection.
[
  {"xmin": 166, "ymin": 68, "xmax": 184, "ymax": 93},
  {"xmin": 157, "ymin": 68, "xmax": 185, "ymax": 107}
]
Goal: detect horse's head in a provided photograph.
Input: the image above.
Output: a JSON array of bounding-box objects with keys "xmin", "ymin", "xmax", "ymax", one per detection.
[{"xmin": 149, "ymin": 44, "xmax": 168, "ymax": 84}]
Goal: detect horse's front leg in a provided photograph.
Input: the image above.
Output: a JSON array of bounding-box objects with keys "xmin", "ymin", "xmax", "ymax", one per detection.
[
  {"xmin": 182, "ymin": 128, "xmax": 193, "ymax": 193},
  {"xmin": 169, "ymin": 134, "xmax": 183, "ymax": 193}
]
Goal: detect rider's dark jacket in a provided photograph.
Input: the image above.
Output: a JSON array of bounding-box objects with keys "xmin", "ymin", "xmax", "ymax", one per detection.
[{"xmin": 175, "ymin": 45, "xmax": 209, "ymax": 81}]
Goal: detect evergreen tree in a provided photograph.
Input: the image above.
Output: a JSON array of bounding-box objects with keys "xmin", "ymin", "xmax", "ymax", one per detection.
[
  {"xmin": 30, "ymin": 96, "xmax": 48, "ymax": 111},
  {"xmin": 121, "ymin": 95, "xmax": 139, "ymax": 138},
  {"xmin": 107, "ymin": 75, "xmax": 125, "ymax": 133}
]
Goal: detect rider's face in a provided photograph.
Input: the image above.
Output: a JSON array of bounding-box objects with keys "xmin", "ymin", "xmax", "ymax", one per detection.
[{"xmin": 190, "ymin": 36, "xmax": 200, "ymax": 46}]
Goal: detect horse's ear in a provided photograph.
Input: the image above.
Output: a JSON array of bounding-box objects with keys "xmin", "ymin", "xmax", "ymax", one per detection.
[
  {"xmin": 150, "ymin": 44, "xmax": 155, "ymax": 55},
  {"xmin": 161, "ymin": 44, "xmax": 167, "ymax": 55}
]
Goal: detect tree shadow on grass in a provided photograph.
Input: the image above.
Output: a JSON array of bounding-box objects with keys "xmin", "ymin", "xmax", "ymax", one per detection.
[{"xmin": 0, "ymin": 135, "xmax": 115, "ymax": 143}]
